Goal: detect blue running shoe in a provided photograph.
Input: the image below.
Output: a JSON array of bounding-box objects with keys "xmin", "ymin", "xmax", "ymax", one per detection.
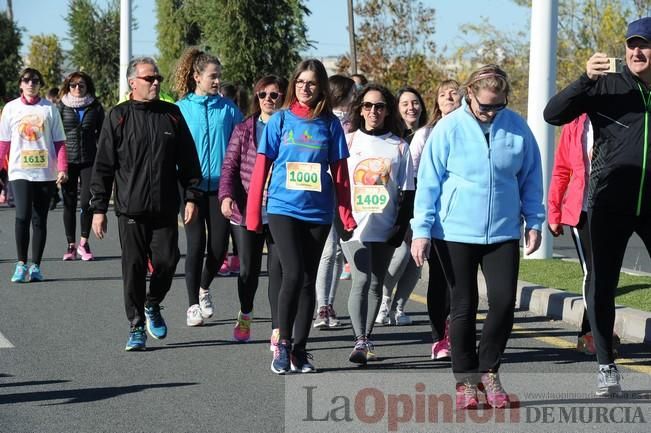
[
  {"xmin": 11, "ymin": 262, "xmax": 28, "ymax": 283},
  {"xmin": 28, "ymin": 264, "xmax": 43, "ymax": 282},
  {"xmin": 144, "ymin": 304, "xmax": 167, "ymax": 339},
  {"xmin": 271, "ymin": 340, "xmax": 291, "ymax": 374},
  {"xmin": 125, "ymin": 326, "xmax": 147, "ymax": 351}
]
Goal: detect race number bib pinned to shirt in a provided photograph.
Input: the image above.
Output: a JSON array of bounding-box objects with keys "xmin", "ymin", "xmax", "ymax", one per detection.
[
  {"xmin": 354, "ymin": 185, "xmax": 390, "ymax": 213},
  {"xmin": 286, "ymin": 162, "xmax": 322, "ymax": 192},
  {"xmin": 21, "ymin": 149, "xmax": 48, "ymax": 169}
]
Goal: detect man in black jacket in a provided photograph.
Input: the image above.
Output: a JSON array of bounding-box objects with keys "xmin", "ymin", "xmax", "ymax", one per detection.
[
  {"xmin": 544, "ymin": 17, "xmax": 651, "ymax": 397},
  {"xmin": 90, "ymin": 57, "xmax": 202, "ymax": 351}
]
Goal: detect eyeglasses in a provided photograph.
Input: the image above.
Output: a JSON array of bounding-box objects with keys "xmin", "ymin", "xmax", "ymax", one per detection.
[
  {"xmin": 69, "ymin": 82, "xmax": 86, "ymax": 89},
  {"xmin": 361, "ymin": 101, "xmax": 387, "ymax": 112},
  {"xmin": 257, "ymin": 91, "xmax": 282, "ymax": 100},
  {"xmin": 472, "ymin": 94, "xmax": 508, "ymax": 113},
  {"xmin": 21, "ymin": 77, "xmax": 40, "ymax": 85},
  {"xmin": 136, "ymin": 75, "xmax": 164, "ymax": 84},
  {"xmin": 296, "ymin": 79, "xmax": 317, "ymax": 89}
]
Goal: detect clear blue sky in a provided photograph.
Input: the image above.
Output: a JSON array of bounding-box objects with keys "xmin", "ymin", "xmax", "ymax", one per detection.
[{"xmin": 10, "ymin": 0, "xmax": 530, "ymax": 58}]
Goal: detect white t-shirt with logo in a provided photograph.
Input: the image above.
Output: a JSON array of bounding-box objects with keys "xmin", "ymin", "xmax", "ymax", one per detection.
[
  {"xmin": 344, "ymin": 130, "xmax": 414, "ymax": 243},
  {"xmin": 0, "ymin": 98, "xmax": 66, "ymax": 181}
]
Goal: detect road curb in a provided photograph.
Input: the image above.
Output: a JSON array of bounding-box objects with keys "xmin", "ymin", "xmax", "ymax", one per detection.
[{"xmin": 477, "ymin": 276, "xmax": 651, "ymax": 344}]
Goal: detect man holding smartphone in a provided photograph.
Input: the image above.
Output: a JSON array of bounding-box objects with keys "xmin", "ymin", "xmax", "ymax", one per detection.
[{"xmin": 544, "ymin": 17, "xmax": 651, "ymax": 397}]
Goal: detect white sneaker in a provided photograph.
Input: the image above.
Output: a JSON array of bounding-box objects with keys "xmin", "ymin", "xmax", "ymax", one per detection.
[
  {"xmin": 394, "ymin": 309, "xmax": 412, "ymax": 325},
  {"xmin": 375, "ymin": 296, "xmax": 391, "ymax": 325},
  {"xmin": 199, "ymin": 290, "xmax": 214, "ymax": 319},
  {"xmin": 186, "ymin": 304, "xmax": 204, "ymax": 327}
]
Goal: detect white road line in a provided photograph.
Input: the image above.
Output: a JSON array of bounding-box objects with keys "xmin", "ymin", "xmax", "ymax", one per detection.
[{"xmin": 0, "ymin": 331, "xmax": 14, "ymax": 348}]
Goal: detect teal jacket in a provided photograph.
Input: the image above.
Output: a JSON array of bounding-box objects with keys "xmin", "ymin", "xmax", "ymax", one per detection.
[
  {"xmin": 411, "ymin": 100, "xmax": 545, "ymax": 244},
  {"xmin": 176, "ymin": 93, "xmax": 243, "ymax": 192}
]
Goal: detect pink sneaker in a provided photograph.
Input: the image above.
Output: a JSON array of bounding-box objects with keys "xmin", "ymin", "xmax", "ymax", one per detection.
[
  {"xmin": 479, "ymin": 372, "xmax": 510, "ymax": 408},
  {"xmin": 233, "ymin": 311, "xmax": 252, "ymax": 342},
  {"xmin": 269, "ymin": 328, "xmax": 280, "ymax": 352},
  {"xmin": 147, "ymin": 258, "xmax": 154, "ymax": 275},
  {"xmin": 431, "ymin": 338, "xmax": 451, "ymax": 360},
  {"xmin": 77, "ymin": 242, "xmax": 94, "ymax": 261},
  {"xmin": 218, "ymin": 257, "xmax": 231, "ymax": 276},
  {"xmin": 456, "ymin": 381, "xmax": 479, "ymax": 410},
  {"xmin": 229, "ymin": 255, "xmax": 240, "ymax": 274},
  {"xmin": 63, "ymin": 244, "xmax": 77, "ymax": 261}
]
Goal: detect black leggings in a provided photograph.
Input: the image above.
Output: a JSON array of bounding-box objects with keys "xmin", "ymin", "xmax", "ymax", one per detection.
[
  {"xmin": 184, "ymin": 192, "xmax": 230, "ymax": 306},
  {"xmin": 568, "ymin": 211, "xmax": 592, "ymax": 337},
  {"xmin": 434, "ymin": 239, "xmax": 519, "ymax": 383},
  {"xmin": 427, "ymin": 245, "xmax": 450, "ymax": 342},
  {"xmin": 231, "ymin": 223, "xmax": 282, "ymax": 316},
  {"xmin": 62, "ymin": 163, "xmax": 93, "ymax": 243},
  {"xmin": 587, "ymin": 208, "xmax": 651, "ymax": 364},
  {"xmin": 11, "ymin": 179, "xmax": 55, "ymax": 264},
  {"xmin": 268, "ymin": 214, "xmax": 330, "ymax": 351}
]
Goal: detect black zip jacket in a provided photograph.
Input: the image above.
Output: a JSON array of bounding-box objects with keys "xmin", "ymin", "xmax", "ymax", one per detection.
[
  {"xmin": 90, "ymin": 99, "xmax": 203, "ymax": 218},
  {"xmin": 544, "ymin": 67, "xmax": 651, "ymax": 216},
  {"xmin": 58, "ymin": 100, "xmax": 105, "ymax": 165}
]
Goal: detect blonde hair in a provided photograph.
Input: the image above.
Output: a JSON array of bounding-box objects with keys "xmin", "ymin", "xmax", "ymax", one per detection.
[
  {"xmin": 464, "ymin": 64, "xmax": 510, "ymax": 100},
  {"xmin": 173, "ymin": 48, "xmax": 221, "ymax": 99}
]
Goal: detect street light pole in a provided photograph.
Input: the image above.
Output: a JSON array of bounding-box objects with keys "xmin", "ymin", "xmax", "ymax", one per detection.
[
  {"xmin": 119, "ymin": 0, "xmax": 132, "ymax": 100},
  {"xmin": 526, "ymin": 0, "xmax": 558, "ymax": 259},
  {"xmin": 347, "ymin": 0, "xmax": 357, "ymax": 75}
]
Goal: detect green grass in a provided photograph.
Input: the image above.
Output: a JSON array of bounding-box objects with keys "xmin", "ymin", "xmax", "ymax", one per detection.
[{"xmin": 518, "ymin": 258, "xmax": 651, "ymax": 313}]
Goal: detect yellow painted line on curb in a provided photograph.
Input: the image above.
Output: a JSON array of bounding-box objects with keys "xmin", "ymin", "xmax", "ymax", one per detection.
[{"xmin": 409, "ymin": 293, "xmax": 651, "ymax": 376}]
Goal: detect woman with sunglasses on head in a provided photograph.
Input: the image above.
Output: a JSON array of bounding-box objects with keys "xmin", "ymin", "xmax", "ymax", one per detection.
[
  {"xmin": 0, "ymin": 68, "xmax": 68, "ymax": 282},
  {"xmin": 344, "ymin": 84, "xmax": 415, "ymax": 365},
  {"xmin": 313, "ymin": 74, "xmax": 356, "ymax": 330},
  {"xmin": 411, "ymin": 65, "xmax": 544, "ymax": 409},
  {"xmin": 174, "ymin": 48, "xmax": 243, "ymax": 327},
  {"xmin": 57, "ymin": 71, "xmax": 104, "ymax": 261},
  {"xmin": 219, "ymin": 75, "xmax": 286, "ymax": 344},
  {"xmin": 246, "ymin": 59, "xmax": 356, "ymax": 374}
]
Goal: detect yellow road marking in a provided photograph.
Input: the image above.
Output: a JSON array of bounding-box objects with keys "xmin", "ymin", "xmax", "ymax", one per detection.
[{"xmin": 409, "ymin": 293, "xmax": 651, "ymax": 375}]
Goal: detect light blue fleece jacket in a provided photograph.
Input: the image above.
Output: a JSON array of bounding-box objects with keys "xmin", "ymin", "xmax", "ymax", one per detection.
[
  {"xmin": 176, "ymin": 92, "xmax": 243, "ymax": 192},
  {"xmin": 411, "ymin": 100, "xmax": 545, "ymax": 244}
]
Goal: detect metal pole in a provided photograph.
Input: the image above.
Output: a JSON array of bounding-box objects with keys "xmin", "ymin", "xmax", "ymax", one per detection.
[
  {"xmin": 119, "ymin": 0, "xmax": 132, "ymax": 100},
  {"xmin": 526, "ymin": 0, "xmax": 558, "ymax": 259},
  {"xmin": 347, "ymin": 0, "xmax": 357, "ymax": 75},
  {"xmin": 6, "ymin": 0, "xmax": 13, "ymax": 20}
]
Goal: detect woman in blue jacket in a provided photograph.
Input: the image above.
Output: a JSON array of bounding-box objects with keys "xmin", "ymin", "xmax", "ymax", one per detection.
[
  {"xmin": 173, "ymin": 48, "xmax": 243, "ymax": 327},
  {"xmin": 411, "ymin": 65, "xmax": 544, "ymax": 410}
]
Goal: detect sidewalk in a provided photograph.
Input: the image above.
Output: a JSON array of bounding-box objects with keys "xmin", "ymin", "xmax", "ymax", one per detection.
[{"xmin": 477, "ymin": 275, "xmax": 651, "ymax": 345}]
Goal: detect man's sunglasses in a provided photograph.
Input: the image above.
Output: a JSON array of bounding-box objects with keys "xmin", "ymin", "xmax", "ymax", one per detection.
[
  {"xmin": 473, "ymin": 94, "xmax": 508, "ymax": 113},
  {"xmin": 136, "ymin": 75, "xmax": 164, "ymax": 84},
  {"xmin": 257, "ymin": 91, "xmax": 282, "ymax": 100}
]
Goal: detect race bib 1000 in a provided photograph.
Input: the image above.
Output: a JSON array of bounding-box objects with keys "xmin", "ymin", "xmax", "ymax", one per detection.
[{"xmin": 286, "ymin": 162, "xmax": 322, "ymax": 192}]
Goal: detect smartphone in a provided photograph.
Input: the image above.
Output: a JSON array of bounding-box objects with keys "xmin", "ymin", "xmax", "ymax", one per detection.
[{"xmin": 606, "ymin": 57, "xmax": 624, "ymax": 74}]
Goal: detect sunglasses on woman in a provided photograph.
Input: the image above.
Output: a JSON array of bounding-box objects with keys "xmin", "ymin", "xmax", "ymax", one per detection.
[
  {"xmin": 257, "ymin": 91, "xmax": 281, "ymax": 100},
  {"xmin": 21, "ymin": 77, "xmax": 41, "ymax": 85},
  {"xmin": 361, "ymin": 101, "xmax": 386, "ymax": 111},
  {"xmin": 473, "ymin": 94, "xmax": 508, "ymax": 113}
]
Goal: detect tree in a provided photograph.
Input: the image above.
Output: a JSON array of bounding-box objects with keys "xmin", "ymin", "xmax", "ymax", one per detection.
[
  {"xmin": 343, "ymin": 0, "xmax": 445, "ymax": 110},
  {"xmin": 27, "ymin": 34, "xmax": 64, "ymax": 91},
  {"xmin": 155, "ymin": 0, "xmax": 201, "ymax": 94},
  {"xmin": 0, "ymin": 11, "xmax": 22, "ymax": 102},
  {"xmin": 66, "ymin": 0, "xmax": 122, "ymax": 106},
  {"xmin": 192, "ymin": 0, "xmax": 312, "ymax": 89}
]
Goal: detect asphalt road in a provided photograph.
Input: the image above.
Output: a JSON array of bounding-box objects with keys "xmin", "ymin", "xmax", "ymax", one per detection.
[{"xmin": 0, "ymin": 204, "xmax": 649, "ymax": 433}]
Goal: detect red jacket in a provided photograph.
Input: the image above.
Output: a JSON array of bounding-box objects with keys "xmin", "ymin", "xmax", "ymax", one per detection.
[
  {"xmin": 548, "ymin": 113, "xmax": 589, "ymax": 227},
  {"xmin": 218, "ymin": 114, "xmax": 259, "ymax": 225}
]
